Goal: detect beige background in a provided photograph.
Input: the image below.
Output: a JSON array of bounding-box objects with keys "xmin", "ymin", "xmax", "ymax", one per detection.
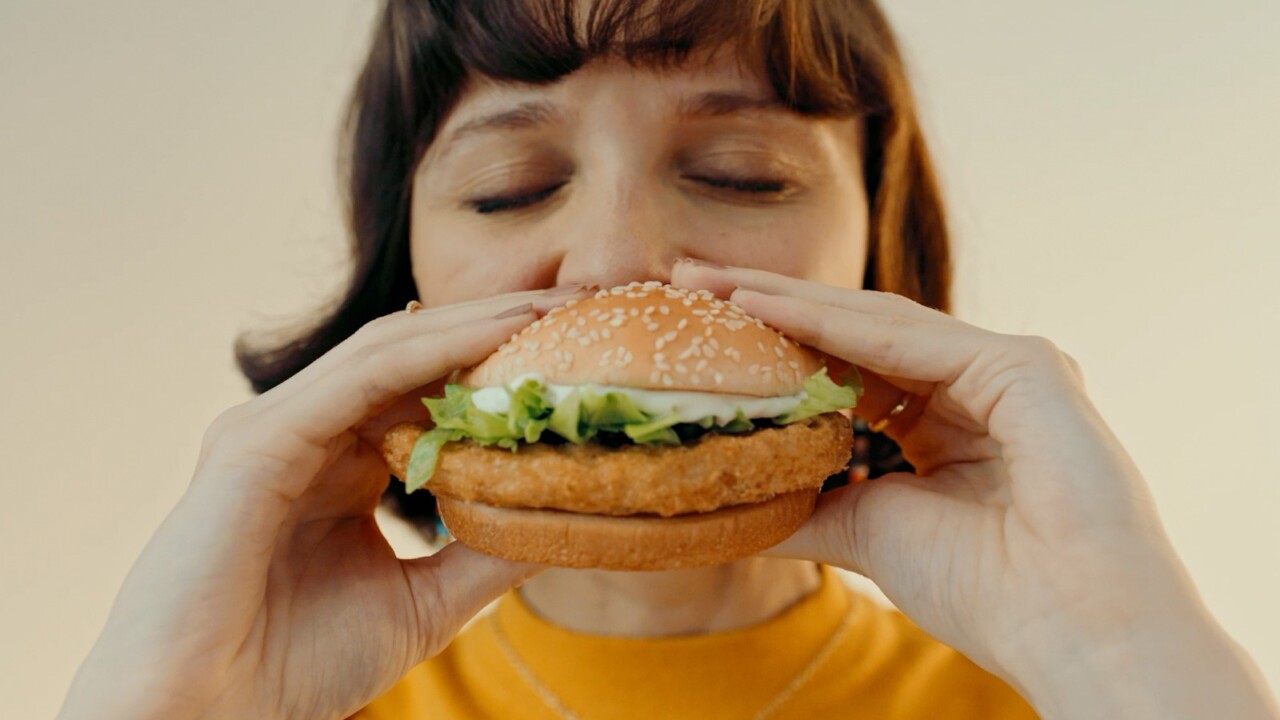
[{"xmin": 2, "ymin": 1, "xmax": 1277, "ymax": 716}]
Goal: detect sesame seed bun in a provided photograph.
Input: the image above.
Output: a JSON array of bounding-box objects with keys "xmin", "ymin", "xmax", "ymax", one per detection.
[
  {"xmin": 459, "ymin": 281, "xmax": 826, "ymax": 396},
  {"xmin": 385, "ymin": 282, "xmax": 854, "ymax": 571},
  {"xmin": 435, "ymin": 489, "xmax": 820, "ymax": 571}
]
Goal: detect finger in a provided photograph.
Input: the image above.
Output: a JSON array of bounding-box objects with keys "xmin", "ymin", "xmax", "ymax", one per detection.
[
  {"xmin": 269, "ymin": 285, "xmax": 593, "ymax": 402},
  {"xmin": 401, "ymin": 543, "xmax": 543, "ymax": 661},
  {"xmin": 854, "ymin": 367, "xmax": 929, "ymax": 430},
  {"xmin": 728, "ymin": 288, "xmax": 987, "ymax": 386},
  {"xmin": 762, "ymin": 472, "xmax": 935, "ymax": 577},
  {"xmin": 672, "ymin": 259, "xmax": 940, "ymax": 323},
  {"xmin": 352, "ymin": 380, "xmax": 443, "ymax": 450},
  {"xmin": 268, "ymin": 310, "xmax": 538, "ymax": 448}
]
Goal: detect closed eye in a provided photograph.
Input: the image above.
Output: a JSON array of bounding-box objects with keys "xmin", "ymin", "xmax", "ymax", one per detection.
[
  {"xmin": 686, "ymin": 175, "xmax": 788, "ymax": 194},
  {"xmin": 468, "ymin": 182, "xmax": 567, "ymax": 214}
]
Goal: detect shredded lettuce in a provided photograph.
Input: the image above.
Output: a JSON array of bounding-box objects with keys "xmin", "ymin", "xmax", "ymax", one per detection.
[
  {"xmin": 403, "ymin": 368, "xmax": 863, "ymax": 492},
  {"xmin": 775, "ymin": 366, "xmax": 863, "ymax": 424}
]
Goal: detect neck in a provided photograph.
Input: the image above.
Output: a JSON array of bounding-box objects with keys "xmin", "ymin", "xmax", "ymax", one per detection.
[{"xmin": 517, "ymin": 557, "xmax": 822, "ymax": 637}]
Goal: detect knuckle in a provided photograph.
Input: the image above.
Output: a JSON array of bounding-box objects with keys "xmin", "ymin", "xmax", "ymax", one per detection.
[
  {"xmin": 348, "ymin": 342, "xmax": 400, "ymax": 407},
  {"xmin": 202, "ymin": 402, "xmax": 253, "ymax": 450},
  {"xmin": 1062, "ymin": 351, "xmax": 1085, "ymax": 383},
  {"xmin": 1013, "ymin": 335, "xmax": 1061, "ymax": 364},
  {"xmin": 1007, "ymin": 335, "xmax": 1081, "ymax": 381}
]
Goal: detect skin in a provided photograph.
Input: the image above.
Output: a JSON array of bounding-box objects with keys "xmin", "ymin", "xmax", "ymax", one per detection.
[{"xmin": 60, "ymin": 49, "xmax": 1278, "ymax": 720}]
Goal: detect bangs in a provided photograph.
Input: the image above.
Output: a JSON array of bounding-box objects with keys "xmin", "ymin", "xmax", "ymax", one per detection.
[{"xmin": 443, "ymin": 0, "xmax": 872, "ymax": 116}]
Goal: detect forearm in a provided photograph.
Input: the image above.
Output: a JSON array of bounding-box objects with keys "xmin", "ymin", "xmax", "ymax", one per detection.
[{"xmin": 1005, "ymin": 606, "xmax": 1278, "ymax": 720}]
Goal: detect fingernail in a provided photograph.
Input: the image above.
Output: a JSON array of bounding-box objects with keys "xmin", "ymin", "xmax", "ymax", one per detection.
[
  {"xmin": 493, "ymin": 303, "xmax": 534, "ymax": 319},
  {"xmin": 679, "ymin": 257, "xmax": 726, "ymax": 270},
  {"xmin": 543, "ymin": 284, "xmax": 589, "ymax": 297}
]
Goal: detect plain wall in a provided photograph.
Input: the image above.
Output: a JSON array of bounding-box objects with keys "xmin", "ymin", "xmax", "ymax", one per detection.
[{"xmin": 2, "ymin": 1, "xmax": 1277, "ymax": 716}]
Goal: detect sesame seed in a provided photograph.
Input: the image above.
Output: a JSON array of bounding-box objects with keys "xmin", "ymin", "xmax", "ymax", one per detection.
[
  {"xmin": 757, "ymin": 341, "xmax": 767, "ymax": 353},
  {"xmin": 692, "ymin": 309, "xmax": 708, "ymax": 316},
  {"xmin": 676, "ymin": 318, "xmax": 688, "ymax": 330},
  {"xmin": 682, "ymin": 298, "xmax": 693, "ymax": 306},
  {"xmin": 601, "ymin": 328, "xmax": 612, "ymax": 339},
  {"xmin": 708, "ymin": 338, "xmax": 719, "ymax": 350},
  {"xmin": 644, "ymin": 305, "xmax": 655, "ymax": 315},
  {"xmin": 654, "ymin": 352, "xmax": 666, "ymax": 362},
  {"xmin": 610, "ymin": 316, "xmax": 626, "ymax": 327},
  {"xmin": 565, "ymin": 300, "xmax": 580, "ymax": 308},
  {"xmin": 779, "ymin": 336, "xmax": 790, "ymax": 347},
  {"xmin": 662, "ymin": 373, "xmax": 674, "ymax": 386},
  {"xmin": 628, "ymin": 308, "xmax": 640, "ymax": 317},
  {"xmin": 589, "ymin": 330, "xmax": 600, "ymax": 341},
  {"xmin": 713, "ymin": 372, "xmax": 724, "ymax": 385},
  {"xmin": 788, "ymin": 360, "xmax": 799, "ymax": 370},
  {"xmin": 576, "ymin": 317, "xmax": 586, "ymax": 327},
  {"xmin": 774, "ymin": 346, "xmax": 785, "ymax": 358},
  {"xmin": 675, "ymin": 363, "xmax": 688, "ymax": 374},
  {"xmin": 566, "ymin": 328, "xmax": 580, "ymax": 339},
  {"xmin": 656, "ymin": 338, "xmax": 667, "ymax": 351},
  {"xmin": 577, "ymin": 337, "xmax": 591, "ymax": 346},
  {"xmin": 659, "ymin": 305, "xmax": 670, "ymax": 315},
  {"xmin": 646, "ymin": 322, "xmax": 660, "ymax": 331}
]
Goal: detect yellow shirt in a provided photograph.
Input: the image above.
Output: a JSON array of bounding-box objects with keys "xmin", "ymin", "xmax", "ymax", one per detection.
[{"xmin": 353, "ymin": 566, "xmax": 1037, "ymax": 719}]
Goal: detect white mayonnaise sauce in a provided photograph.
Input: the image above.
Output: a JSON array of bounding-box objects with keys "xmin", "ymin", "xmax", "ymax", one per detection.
[{"xmin": 469, "ymin": 373, "xmax": 805, "ymax": 425}]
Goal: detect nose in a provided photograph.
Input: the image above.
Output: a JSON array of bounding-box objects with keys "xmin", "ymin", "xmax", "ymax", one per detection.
[{"xmin": 553, "ymin": 177, "xmax": 682, "ymax": 289}]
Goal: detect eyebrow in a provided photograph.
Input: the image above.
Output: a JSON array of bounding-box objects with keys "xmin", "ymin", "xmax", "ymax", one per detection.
[
  {"xmin": 451, "ymin": 91, "xmax": 783, "ymax": 137},
  {"xmin": 443, "ymin": 100, "xmax": 563, "ymax": 144},
  {"xmin": 430, "ymin": 90, "xmax": 790, "ymax": 165},
  {"xmin": 675, "ymin": 91, "xmax": 787, "ymax": 118}
]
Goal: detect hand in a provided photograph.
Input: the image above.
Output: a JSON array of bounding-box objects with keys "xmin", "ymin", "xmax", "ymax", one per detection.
[
  {"xmin": 59, "ymin": 287, "xmax": 589, "ymax": 720},
  {"xmin": 673, "ymin": 261, "xmax": 1279, "ymax": 719}
]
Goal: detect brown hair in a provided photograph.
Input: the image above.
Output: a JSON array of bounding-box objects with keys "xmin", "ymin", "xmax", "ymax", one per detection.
[{"xmin": 236, "ymin": 0, "xmax": 950, "ymax": 532}]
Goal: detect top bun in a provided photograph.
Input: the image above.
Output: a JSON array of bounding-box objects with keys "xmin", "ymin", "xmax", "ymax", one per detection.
[{"xmin": 460, "ymin": 282, "xmax": 825, "ymax": 396}]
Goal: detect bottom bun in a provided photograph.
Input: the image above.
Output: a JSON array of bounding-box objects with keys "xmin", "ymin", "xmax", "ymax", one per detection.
[{"xmin": 436, "ymin": 488, "xmax": 819, "ymax": 571}]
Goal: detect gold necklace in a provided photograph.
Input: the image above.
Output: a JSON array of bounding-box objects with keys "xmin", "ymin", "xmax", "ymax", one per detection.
[{"xmin": 488, "ymin": 603, "xmax": 857, "ymax": 720}]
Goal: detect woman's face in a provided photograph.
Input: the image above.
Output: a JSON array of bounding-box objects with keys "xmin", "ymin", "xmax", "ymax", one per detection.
[{"xmin": 410, "ymin": 49, "xmax": 869, "ymax": 305}]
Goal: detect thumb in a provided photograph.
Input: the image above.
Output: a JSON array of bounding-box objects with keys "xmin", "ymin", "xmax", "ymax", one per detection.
[
  {"xmin": 400, "ymin": 542, "xmax": 544, "ymax": 661},
  {"xmin": 763, "ymin": 483, "xmax": 870, "ymax": 574},
  {"xmin": 763, "ymin": 474, "xmax": 927, "ymax": 577}
]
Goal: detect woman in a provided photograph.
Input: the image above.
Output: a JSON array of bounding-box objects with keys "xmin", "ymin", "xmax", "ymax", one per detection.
[{"xmin": 59, "ymin": 1, "xmax": 1278, "ymax": 718}]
